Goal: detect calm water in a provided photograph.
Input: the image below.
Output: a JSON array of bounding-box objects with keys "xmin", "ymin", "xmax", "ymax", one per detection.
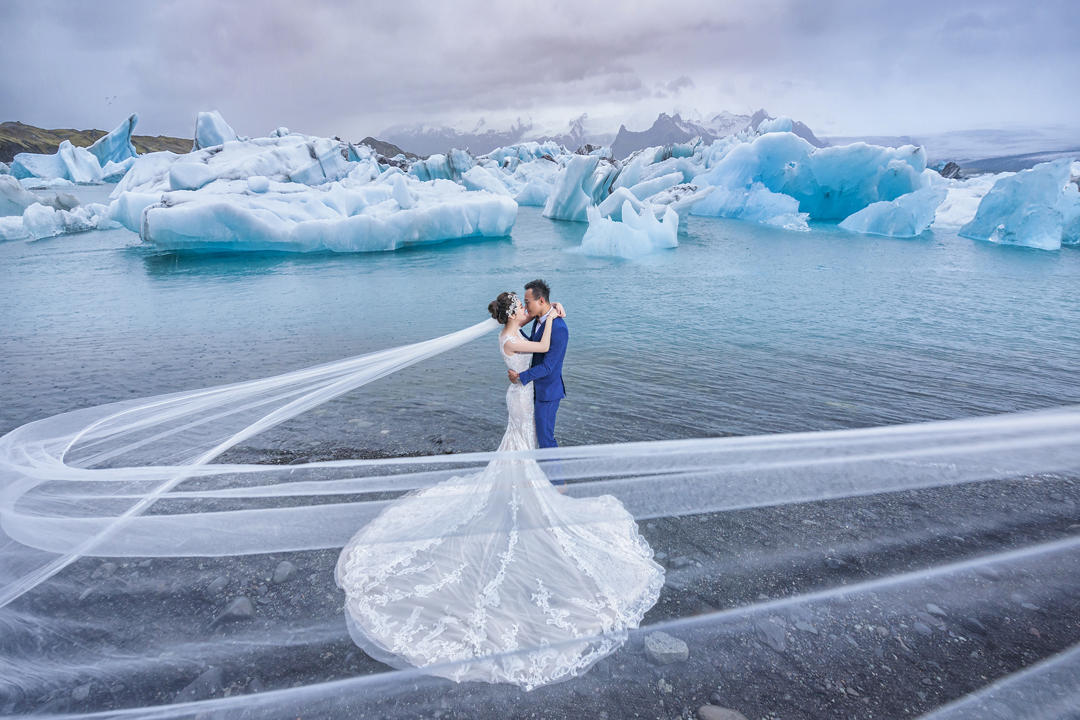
[{"xmin": 2, "ymin": 184, "xmax": 1079, "ymax": 457}]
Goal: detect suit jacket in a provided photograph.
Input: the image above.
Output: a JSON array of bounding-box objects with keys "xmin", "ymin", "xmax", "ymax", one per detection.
[{"xmin": 518, "ymin": 315, "xmax": 568, "ymax": 401}]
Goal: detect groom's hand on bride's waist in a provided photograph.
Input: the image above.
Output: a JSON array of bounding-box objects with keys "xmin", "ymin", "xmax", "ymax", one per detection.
[{"xmin": 508, "ymin": 369, "xmax": 521, "ymax": 384}]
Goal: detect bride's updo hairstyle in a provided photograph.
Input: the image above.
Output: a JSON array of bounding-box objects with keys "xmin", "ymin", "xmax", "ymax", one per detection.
[{"xmin": 488, "ymin": 291, "xmax": 519, "ymax": 324}]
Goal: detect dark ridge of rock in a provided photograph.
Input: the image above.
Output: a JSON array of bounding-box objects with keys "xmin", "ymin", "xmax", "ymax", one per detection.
[
  {"xmin": 934, "ymin": 161, "xmax": 965, "ymax": 179},
  {"xmin": 359, "ymin": 136, "xmax": 418, "ymax": 160}
]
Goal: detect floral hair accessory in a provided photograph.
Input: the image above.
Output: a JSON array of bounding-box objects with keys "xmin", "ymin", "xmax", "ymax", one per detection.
[{"xmin": 506, "ymin": 292, "xmax": 522, "ymax": 316}]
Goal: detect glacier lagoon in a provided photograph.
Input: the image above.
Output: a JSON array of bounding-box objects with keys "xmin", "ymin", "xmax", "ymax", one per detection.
[
  {"xmin": 2, "ymin": 183, "xmax": 1078, "ymax": 451},
  {"xmin": 2, "ymin": 181, "xmax": 1080, "ymax": 719}
]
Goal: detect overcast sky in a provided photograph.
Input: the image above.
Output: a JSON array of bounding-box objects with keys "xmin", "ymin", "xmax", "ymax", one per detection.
[{"xmin": 2, "ymin": 0, "xmax": 1077, "ymax": 141}]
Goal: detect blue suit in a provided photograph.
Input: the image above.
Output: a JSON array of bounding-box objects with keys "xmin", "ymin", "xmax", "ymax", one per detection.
[{"xmin": 519, "ymin": 315, "xmax": 568, "ymax": 449}]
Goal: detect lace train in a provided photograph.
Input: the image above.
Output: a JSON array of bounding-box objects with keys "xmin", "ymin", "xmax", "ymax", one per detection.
[{"xmin": 334, "ymin": 331, "xmax": 665, "ymax": 690}]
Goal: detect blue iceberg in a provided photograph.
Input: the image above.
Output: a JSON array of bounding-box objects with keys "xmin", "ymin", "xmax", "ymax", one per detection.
[
  {"xmin": 959, "ymin": 159, "xmax": 1080, "ymax": 250},
  {"xmin": 579, "ymin": 201, "xmax": 678, "ymax": 258},
  {"xmin": 839, "ymin": 185, "xmax": 948, "ymax": 238},
  {"xmin": 693, "ymin": 132, "xmax": 928, "ymax": 220},
  {"xmin": 542, "ymin": 155, "xmax": 618, "ymax": 222}
]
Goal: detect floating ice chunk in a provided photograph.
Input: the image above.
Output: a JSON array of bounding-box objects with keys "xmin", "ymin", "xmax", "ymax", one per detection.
[
  {"xmin": 0, "ymin": 175, "xmax": 39, "ymax": 216},
  {"xmin": 0, "ymin": 161, "xmax": 9, "ymax": 175},
  {"xmin": 959, "ymin": 159, "xmax": 1080, "ymax": 251},
  {"xmin": 19, "ymin": 201, "xmax": 116, "ymax": 239},
  {"xmin": 461, "ymin": 166, "xmax": 511, "ymax": 196},
  {"xmin": 139, "ymin": 180, "xmax": 517, "ymax": 253},
  {"xmin": 87, "ymin": 113, "xmax": 138, "ymax": 166},
  {"xmin": 270, "ymin": 127, "xmax": 291, "ymax": 137},
  {"xmin": 57, "ymin": 141, "xmax": 104, "ymax": 183},
  {"xmin": 11, "ymin": 147, "xmax": 67, "ymax": 180},
  {"xmin": 596, "ymin": 187, "xmax": 647, "ymax": 221},
  {"xmin": 694, "ymin": 133, "xmax": 927, "ymax": 220},
  {"xmin": 579, "ymin": 200, "xmax": 678, "ymax": 258},
  {"xmin": 193, "ymin": 110, "xmax": 239, "ymax": 150},
  {"xmin": 542, "ymin": 155, "xmax": 618, "ymax": 222},
  {"xmin": 839, "ymin": 186, "xmax": 948, "ymax": 237},
  {"xmin": 0, "ymin": 215, "xmax": 29, "ymax": 241},
  {"xmin": 690, "ymin": 181, "xmax": 809, "ymax": 231},
  {"xmin": 12, "ymin": 140, "xmax": 103, "ymax": 183}
]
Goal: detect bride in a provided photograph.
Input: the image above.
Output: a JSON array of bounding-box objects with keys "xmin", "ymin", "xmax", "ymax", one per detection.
[{"xmin": 334, "ymin": 292, "xmax": 665, "ymax": 691}]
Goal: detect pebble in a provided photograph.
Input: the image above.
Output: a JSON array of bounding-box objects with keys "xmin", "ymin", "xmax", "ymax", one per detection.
[
  {"xmin": 697, "ymin": 705, "xmax": 749, "ymax": 720},
  {"xmin": 206, "ymin": 576, "xmax": 228, "ymax": 595},
  {"xmin": 754, "ymin": 618, "xmax": 786, "ymax": 653},
  {"xmin": 643, "ymin": 631, "xmax": 689, "ymax": 665},
  {"xmin": 657, "ymin": 678, "xmax": 673, "ymax": 694},
  {"xmin": 960, "ymin": 617, "xmax": 987, "ymax": 635},
  {"xmin": 975, "ymin": 566, "xmax": 1003, "ymax": 581},
  {"xmin": 795, "ymin": 620, "xmax": 818, "ymax": 635},
  {"xmin": 273, "ymin": 561, "xmax": 296, "ymax": 584},
  {"xmin": 215, "ymin": 597, "xmax": 255, "ymax": 623},
  {"xmin": 925, "ymin": 603, "xmax": 947, "ymax": 617},
  {"xmin": 670, "ymin": 556, "xmax": 695, "ymax": 569},
  {"xmin": 71, "ymin": 683, "xmax": 91, "ymax": 702},
  {"xmin": 913, "ymin": 621, "xmax": 933, "ymax": 636}
]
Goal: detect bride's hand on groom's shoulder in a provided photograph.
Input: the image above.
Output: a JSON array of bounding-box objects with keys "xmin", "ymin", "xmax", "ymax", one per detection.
[{"xmin": 552, "ymin": 302, "xmax": 566, "ymax": 319}]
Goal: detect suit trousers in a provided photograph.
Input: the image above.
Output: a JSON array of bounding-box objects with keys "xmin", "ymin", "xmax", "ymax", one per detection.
[{"xmin": 534, "ymin": 397, "xmax": 564, "ymax": 485}]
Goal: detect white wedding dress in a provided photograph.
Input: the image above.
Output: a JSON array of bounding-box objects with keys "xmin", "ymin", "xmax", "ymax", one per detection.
[{"xmin": 335, "ymin": 331, "xmax": 665, "ymax": 691}]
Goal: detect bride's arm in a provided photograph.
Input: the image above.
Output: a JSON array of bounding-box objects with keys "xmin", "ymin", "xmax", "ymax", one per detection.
[{"xmin": 508, "ymin": 311, "xmax": 556, "ymax": 353}]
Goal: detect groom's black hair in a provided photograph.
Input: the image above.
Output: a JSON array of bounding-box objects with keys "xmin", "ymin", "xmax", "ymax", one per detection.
[{"xmin": 525, "ymin": 279, "xmax": 550, "ymax": 302}]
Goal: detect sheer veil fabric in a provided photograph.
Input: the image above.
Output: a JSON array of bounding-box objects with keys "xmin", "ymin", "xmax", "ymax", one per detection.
[{"xmin": 334, "ymin": 332, "xmax": 665, "ymax": 690}]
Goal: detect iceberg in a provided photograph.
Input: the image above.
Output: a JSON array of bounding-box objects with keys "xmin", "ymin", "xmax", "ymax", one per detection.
[
  {"xmin": 693, "ymin": 132, "xmax": 928, "ymax": 220},
  {"xmin": 9, "ymin": 114, "xmax": 139, "ymax": 184},
  {"xmin": 106, "ymin": 127, "xmax": 519, "ymax": 253},
  {"xmin": 87, "ymin": 113, "xmax": 138, "ymax": 166},
  {"xmin": 542, "ymin": 155, "xmax": 618, "ymax": 222},
  {"xmin": 4, "ymin": 201, "xmax": 116, "ymax": 241},
  {"xmin": 192, "ymin": 110, "xmax": 239, "ymax": 150},
  {"xmin": 111, "ymin": 134, "xmax": 358, "ymax": 205},
  {"xmin": 0, "ymin": 175, "xmax": 39, "ymax": 216},
  {"xmin": 11, "ymin": 140, "xmax": 103, "ymax": 183},
  {"xmin": 839, "ymin": 185, "xmax": 948, "ymax": 237},
  {"xmin": 690, "ymin": 181, "xmax": 809, "ymax": 231},
  {"xmin": 138, "ymin": 178, "xmax": 516, "ymax": 253},
  {"xmin": 579, "ymin": 201, "xmax": 678, "ymax": 258},
  {"xmin": 959, "ymin": 159, "xmax": 1080, "ymax": 250}
]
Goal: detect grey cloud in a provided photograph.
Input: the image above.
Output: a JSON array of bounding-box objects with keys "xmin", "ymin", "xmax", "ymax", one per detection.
[{"xmin": 0, "ymin": 0, "xmax": 1077, "ymax": 141}]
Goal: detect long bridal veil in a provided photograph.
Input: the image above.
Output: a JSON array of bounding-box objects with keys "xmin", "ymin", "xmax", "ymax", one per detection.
[{"xmin": 1, "ymin": 319, "xmax": 1079, "ymax": 717}]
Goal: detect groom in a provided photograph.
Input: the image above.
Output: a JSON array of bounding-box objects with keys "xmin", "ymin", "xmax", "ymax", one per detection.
[{"xmin": 508, "ymin": 279, "xmax": 568, "ymax": 451}]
